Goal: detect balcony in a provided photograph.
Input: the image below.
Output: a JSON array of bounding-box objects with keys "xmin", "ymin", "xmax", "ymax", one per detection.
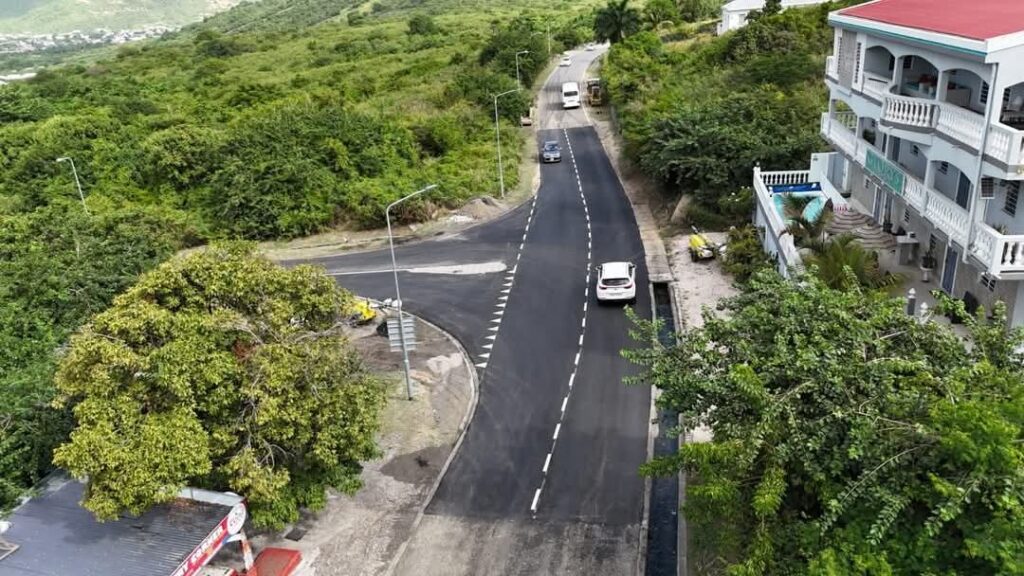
[
  {"xmin": 878, "ymin": 94, "xmax": 1024, "ymax": 168},
  {"xmin": 820, "ymin": 112, "xmax": 868, "ymax": 165},
  {"xmin": 970, "ymin": 223, "xmax": 1024, "ymax": 277}
]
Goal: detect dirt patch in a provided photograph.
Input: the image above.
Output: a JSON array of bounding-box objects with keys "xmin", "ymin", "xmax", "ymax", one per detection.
[
  {"xmin": 667, "ymin": 233, "xmax": 738, "ymax": 329},
  {"xmin": 381, "ymin": 445, "xmax": 448, "ymax": 485}
]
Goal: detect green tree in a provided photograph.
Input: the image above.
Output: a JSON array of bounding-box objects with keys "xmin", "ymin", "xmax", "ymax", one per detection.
[
  {"xmin": 52, "ymin": 243, "xmax": 386, "ymax": 528},
  {"xmin": 762, "ymin": 0, "xmax": 783, "ymax": 17},
  {"xmin": 594, "ymin": 0, "xmax": 641, "ymax": 44},
  {"xmin": 643, "ymin": 0, "xmax": 680, "ymax": 27},
  {"xmin": 407, "ymin": 14, "xmax": 439, "ymax": 35},
  {"xmin": 678, "ymin": 0, "xmax": 721, "ymax": 22},
  {"xmin": 627, "ymin": 271, "xmax": 1024, "ymax": 574},
  {"xmin": 0, "ymin": 201, "xmax": 198, "ymax": 514}
]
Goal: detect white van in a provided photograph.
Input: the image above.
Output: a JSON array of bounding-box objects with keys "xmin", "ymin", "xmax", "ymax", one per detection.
[{"xmin": 561, "ymin": 82, "xmax": 581, "ymax": 109}]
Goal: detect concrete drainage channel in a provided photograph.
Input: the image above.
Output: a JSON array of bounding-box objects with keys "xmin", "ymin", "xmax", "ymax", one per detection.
[{"xmin": 646, "ymin": 282, "xmax": 681, "ymax": 576}]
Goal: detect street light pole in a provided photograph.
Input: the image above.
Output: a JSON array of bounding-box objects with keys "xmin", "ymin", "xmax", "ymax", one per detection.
[
  {"xmin": 55, "ymin": 157, "xmax": 89, "ymax": 214},
  {"xmin": 386, "ymin": 183, "xmax": 438, "ymax": 401},
  {"xmin": 492, "ymin": 89, "xmax": 518, "ymax": 199},
  {"xmin": 515, "ymin": 50, "xmax": 529, "ymax": 90}
]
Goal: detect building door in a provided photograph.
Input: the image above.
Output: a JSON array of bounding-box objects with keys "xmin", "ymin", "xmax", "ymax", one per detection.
[
  {"xmin": 956, "ymin": 172, "xmax": 971, "ymax": 209},
  {"xmin": 942, "ymin": 244, "xmax": 958, "ymax": 294}
]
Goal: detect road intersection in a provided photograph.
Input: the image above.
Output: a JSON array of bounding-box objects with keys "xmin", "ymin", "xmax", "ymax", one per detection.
[{"xmin": 291, "ymin": 47, "xmax": 653, "ymax": 574}]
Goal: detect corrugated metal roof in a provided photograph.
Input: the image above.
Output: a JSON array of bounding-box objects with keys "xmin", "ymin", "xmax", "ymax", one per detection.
[{"xmin": 0, "ymin": 476, "xmax": 235, "ymax": 576}]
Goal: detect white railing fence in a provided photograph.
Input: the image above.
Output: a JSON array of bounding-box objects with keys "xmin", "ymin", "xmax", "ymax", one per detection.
[
  {"xmin": 936, "ymin": 103, "xmax": 984, "ymax": 151},
  {"xmin": 883, "ymin": 94, "xmax": 936, "ymax": 128}
]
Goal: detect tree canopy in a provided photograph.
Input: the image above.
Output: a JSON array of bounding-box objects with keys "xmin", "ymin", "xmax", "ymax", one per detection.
[
  {"xmin": 593, "ymin": 0, "xmax": 641, "ymax": 44},
  {"xmin": 52, "ymin": 243, "xmax": 386, "ymax": 528},
  {"xmin": 627, "ymin": 271, "xmax": 1024, "ymax": 574}
]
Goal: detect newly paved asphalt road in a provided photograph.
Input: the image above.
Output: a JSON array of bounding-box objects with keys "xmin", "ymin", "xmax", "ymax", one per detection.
[{"xmin": 291, "ymin": 47, "xmax": 653, "ymax": 574}]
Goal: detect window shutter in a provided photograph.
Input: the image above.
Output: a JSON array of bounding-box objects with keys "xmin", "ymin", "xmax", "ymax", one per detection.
[{"xmin": 981, "ymin": 177, "xmax": 995, "ymax": 199}]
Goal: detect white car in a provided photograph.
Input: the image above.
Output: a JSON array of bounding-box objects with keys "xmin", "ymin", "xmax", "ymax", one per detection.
[
  {"xmin": 585, "ymin": 43, "xmax": 595, "ymax": 51},
  {"xmin": 559, "ymin": 56, "xmax": 572, "ymax": 67},
  {"xmin": 596, "ymin": 261, "xmax": 637, "ymax": 304}
]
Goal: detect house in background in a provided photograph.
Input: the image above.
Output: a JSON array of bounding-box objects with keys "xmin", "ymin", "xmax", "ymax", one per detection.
[
  {"xmin": 752, "ymin": 0, "xmax": 1024, "ymax": 326},
  {"xmin": 717, "ymin": 0, "xmax": 829, "ymax": 35}
]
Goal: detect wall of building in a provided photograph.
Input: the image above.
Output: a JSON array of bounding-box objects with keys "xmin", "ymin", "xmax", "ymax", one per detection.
[
  {"xmin": 892, "ymin": 137, "xmax": 927, "ymax": 180},
  {"xmin": 946, "ymin": 68, "xmax": 987, "ymax": 113},
  {"xmin": 982, "ymin": 180, "xmax": 1024, "ymax": 234}
]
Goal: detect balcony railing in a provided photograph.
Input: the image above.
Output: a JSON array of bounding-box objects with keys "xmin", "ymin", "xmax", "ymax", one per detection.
[
  {"xmin": 753, "ymin": 168, "xmax": 805, "ymax": 277},
  {"xmin": 883, "ymin": 94, "xmax": 936, "ymax": 128},
  {"xmin": 987, "ymin": 123, "xmax": 1024, "ymax": 167},
  {"xmin": 861, "ymin": 73, "xmax": 892, "ymax": 102},
  {"xmin": 936, "ymin": 103, "xmax": 985, "ymax": 151},
  {"xmin": 971, "ymin": 223, "xmax": 1024, "ymax": 276},
  {"xmin": 877, "ymin": 92, "xmax": 1024, "ymax": 168},
  {"xmin": 820, "ymin": 112, "xmax": 873, "ymax": 168}
]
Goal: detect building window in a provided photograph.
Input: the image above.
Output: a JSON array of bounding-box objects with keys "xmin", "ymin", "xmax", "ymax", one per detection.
[
  {"xmin": 903, "ymin": 56, "xmax": 913, "ymax": 69},
  {"xmin": 929, "ymin": 234, "xmax": 938, "ymax": 255},
  {"xmin": 981, "ymin": 81, "xmax": 990, "ymax": 104},
  {"xmin": 938, "ymin": 161, "xmax": 949, "ymax": 175},
  {"xmin": 911, "ymin": 145, "xmax": 920, "ymax": 156},
  {"xmin": 903, "ymin": 207, "xmax": 911, "ymax": 224},
  {"xmin": 981, "ymin": 273, "xmax": 997, "ymax": 292},
  {"xmin": 1005, "ymin": 181, "xmax": 1020, "ymax": 217}
]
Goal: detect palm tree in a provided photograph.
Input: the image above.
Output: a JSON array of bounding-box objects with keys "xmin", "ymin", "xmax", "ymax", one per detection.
[
  {"xmin": 782, "ymin": 196, "xmax": 834, "ymax": 253},
  {"xmin": 806, "ymin": 234, "xmax": 902, "ymax": 291},
  {"xmin": 594, "ymin": 0, "xmax": 641, "ymax": 44}
]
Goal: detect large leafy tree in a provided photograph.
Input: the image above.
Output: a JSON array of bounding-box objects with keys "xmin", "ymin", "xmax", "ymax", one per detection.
[
  {"xmin": 627, "ymin": 271, "xmax": 1024, "ymax": 574},
  {"xmin": 52, "ymin": 243, "xmax": 386, "ymax": 528},
  {"xmin": 593, "ymin": 0, "xmax": 641, "ymax": 44}
]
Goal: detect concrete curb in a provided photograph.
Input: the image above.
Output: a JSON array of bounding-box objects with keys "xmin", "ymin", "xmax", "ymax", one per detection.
[{"xmin": 383, "ymin": 312, "xmax": 479, "ymax": 576}]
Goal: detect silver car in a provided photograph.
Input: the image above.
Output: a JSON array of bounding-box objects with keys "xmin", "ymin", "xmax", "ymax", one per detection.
[{"xmin": 541, "ymin": 140, "xmax": 561, "ymax": 163}]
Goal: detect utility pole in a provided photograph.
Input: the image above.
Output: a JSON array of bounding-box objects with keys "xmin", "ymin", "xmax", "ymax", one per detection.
[
  {"xmin": 386, "ymin": 184, "xmax": 437, "ymax": 400},
  {"xmin": 492, "ymin": 89, "xmax": 519, "ymax": 199},
  {"xmin": 56, "ymin": 157, "xmax": 89, "ymax": 214}
]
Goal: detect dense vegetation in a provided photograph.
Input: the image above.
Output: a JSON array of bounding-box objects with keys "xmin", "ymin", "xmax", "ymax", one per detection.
[
  {"xmin": 0, "ymin": 0, "xmax": 243, "ymax": 34},
  {"xmin": 0, "ymin": 0, "xmax": 598, "ymax": 515},
  {"xmin": 603, "ymin": 1, "xmax": 856, "ymax": 229},
  {"xmin": 629, "ymin": 272, "xmax": 1024, "ymax": 575},
  {"xmin": 53, "ymin": 243, "xmax": 385, "ymax": 528}
]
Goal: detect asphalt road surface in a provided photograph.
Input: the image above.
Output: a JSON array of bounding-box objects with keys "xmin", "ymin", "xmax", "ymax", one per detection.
[{"xmin": 291, "ymin": 46, "xmax": 653, "ymax": 574}]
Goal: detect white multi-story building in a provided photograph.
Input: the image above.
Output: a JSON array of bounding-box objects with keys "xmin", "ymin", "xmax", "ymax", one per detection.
[
  {"xmin": 717, "ymin": 0, "xmax": 829, "ymax": 35},
  {"xmin": 753, "ymin": 0, "xmax": 1024, "ymax": 326}
]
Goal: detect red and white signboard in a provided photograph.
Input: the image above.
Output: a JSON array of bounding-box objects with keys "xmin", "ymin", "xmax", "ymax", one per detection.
[{"xmin": 170, "ymin": 502, "xmax": 248, "ymax": 576}]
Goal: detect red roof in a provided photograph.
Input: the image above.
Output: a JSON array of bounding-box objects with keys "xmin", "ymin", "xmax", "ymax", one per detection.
[{"xmin": 839, "ymin": 0, "xmax": 1024, "ymax": 41}]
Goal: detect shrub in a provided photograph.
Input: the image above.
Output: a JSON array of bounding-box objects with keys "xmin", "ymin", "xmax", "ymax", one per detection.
[{"xmin": 722, "ymin": 224, "xmax": 772, "ymax": 282}]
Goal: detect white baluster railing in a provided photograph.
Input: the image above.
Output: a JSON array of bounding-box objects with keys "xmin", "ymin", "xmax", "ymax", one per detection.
[
  {"xmin": 861, "ymin": 75, "xmax": 891, "ymax": 102},
  {"xmin": 760, "ymin": 170, "xmax": 812, "ymax": 187},
  {"xmin": 971, "ymin": 223, "xmax": 1024, "ymax": 275},
  {"xmin": 987, "ymin": 123, "xmax": 1024, "ymax": 167},
  {"xmin": 936, "ymin": 103, "xmax": 985, "ymax": 151},
  {"xmin": 753, "ymin": 168, "xmax": 805, "ymax": 276},
  {"xmin": 883, "ymin": 94, "xmax": 936, "ymax": 128},
  {"xmin": 902, "ymin": 174, "xmax": 927, "ymax": 213},
  {"xmin": 922, "ymin": 186, "xmax": 971, "ymax": 246}
]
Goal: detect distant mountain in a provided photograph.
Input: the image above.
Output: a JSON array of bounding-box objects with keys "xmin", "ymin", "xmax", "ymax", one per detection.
[{"xmin": 0, "ymin": 0, "xmax": 249, "ymax": 35}]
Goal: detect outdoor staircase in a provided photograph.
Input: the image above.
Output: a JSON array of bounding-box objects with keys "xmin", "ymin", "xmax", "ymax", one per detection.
[{"xmin": 827, "ymin": 210, "xmax": 897, "ymax": 251}]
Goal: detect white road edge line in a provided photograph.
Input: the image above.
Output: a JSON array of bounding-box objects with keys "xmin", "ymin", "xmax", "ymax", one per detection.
[
  {"xmin": 531, "ymin": 488, "xmax": 541, "ymax": 513},
  {"xmin": 543, "ymin": 453, "xmax": 552, "ymax": 474},
  {"xmin": 561, "ymin": 396, "xmax": 568, "ymax": 413},
  {"xmin": 553, "ymin": 423, "xmax": 561, "ymax": 440}
]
